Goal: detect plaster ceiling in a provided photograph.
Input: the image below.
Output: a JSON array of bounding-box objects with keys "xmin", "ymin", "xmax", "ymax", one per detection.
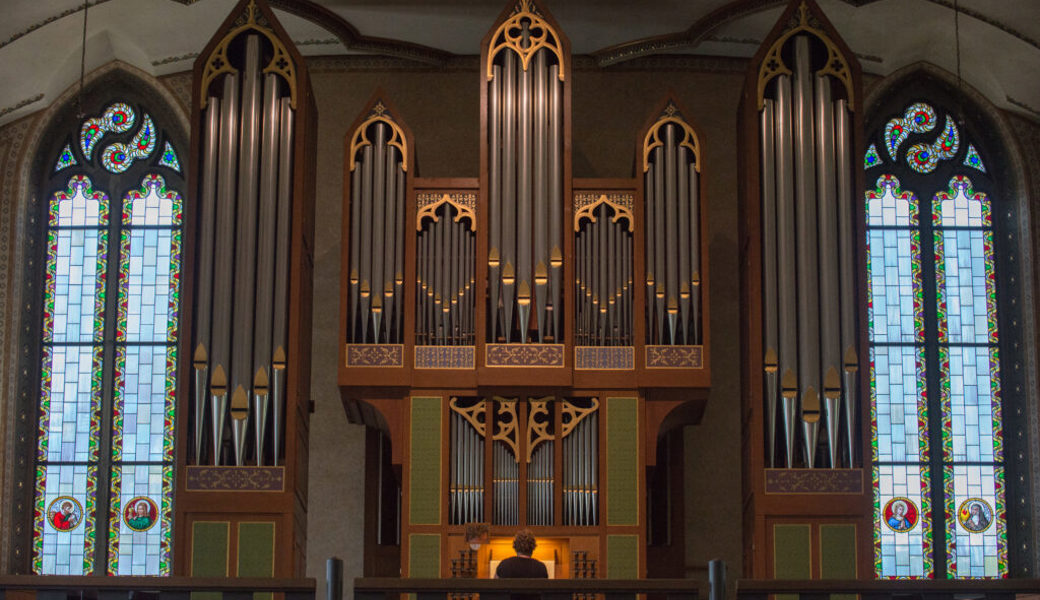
[{"xmin": 1, "ymin": 0, "xmax": 1038, "ymax": 126}]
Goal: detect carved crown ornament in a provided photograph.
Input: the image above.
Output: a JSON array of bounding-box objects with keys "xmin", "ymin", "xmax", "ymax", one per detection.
[
  {"xmin": 755, "ymin": 0, "xmax": 854, "ymax": 111},
  {"xmin": 642, "ymin": 103, "xmax": 701, "ymax": 173},
  {"xmin": 199, "ymin": 0, "xmax": 298, "ymax": 110},
  {"xmin": 486, "ymin": 0, "xmax": 566, "ymax": 82},
  {"xmin": 416, "ymin": 193, "xmax": 477, "ymax": 232},
  {"xmin": 349, "ymin": 102, "xmax": 409, "ymax": 173}
]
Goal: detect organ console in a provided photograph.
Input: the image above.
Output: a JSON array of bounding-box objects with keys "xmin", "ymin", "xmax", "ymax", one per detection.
[{"xmin": 339, "ymin": 0, "xmax": 711, "ymax": 580}]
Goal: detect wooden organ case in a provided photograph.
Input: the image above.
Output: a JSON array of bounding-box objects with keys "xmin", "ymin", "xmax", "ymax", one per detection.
[
  {"xmin": 339, "ymin": 0, "xmax": 710, "ymax": 581},
  {"xmin": 175, "ymin": 0, "xmax": 316, "ymax": 578},
  {"xmin": 738, "ymin": 0, "xmax": 871, "ymax": 580}
]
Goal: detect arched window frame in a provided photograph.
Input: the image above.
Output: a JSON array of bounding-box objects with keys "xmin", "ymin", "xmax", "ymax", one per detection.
[
  {"xmin": 863, "ymin": 72, "xmax": 1032, "ymax": 579},
  {"xmin": 11, "ymin": 71, "xmax": 188, "ymax": 576}
]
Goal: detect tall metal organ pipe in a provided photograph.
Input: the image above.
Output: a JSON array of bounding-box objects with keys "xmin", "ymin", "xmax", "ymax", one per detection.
[
  {"xmin": 487, "ymin": 41, "xmax": 563, "ymax": 344},
  {"xmin": 643, "ymin": 107, "xmax": 702, "ymax": 346},
  {"xmin": 193, "ymin": 32, "xmax": 296, "ymax": 467},
  {"xmin": 347, "ymin": 112, "xmax": 407, "ymax": 345},
  {"xmin": 759, "ymin": 34, "xmax": 859, "ymax": 468}
]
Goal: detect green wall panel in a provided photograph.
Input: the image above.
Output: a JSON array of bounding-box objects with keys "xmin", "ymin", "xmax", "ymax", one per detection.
[
  {"xmin": 820, "ymin": 524, "xmax": 857, "ymax": 600},
  {"xmin": 606, "ymin": 397, "xmax": 638, "ymax": 526},
  {"xmin": 409, "ymin": 533, "xmax": 441, "ymax": 577},
  {"xmin": 238, "ymin": 522, "xmax": 276, "ymax": 576},
  {"xmin": 410, "ymin": 396, "xmax": 442, "ymax": 525},
  {"xmin": 773, "ymin": 524, "xmax": 811, "ymax": 578},
  {"xmin": 819, "ymin": 524, "xmax": 856, "ymax": 578},
  {"xmin": 191, "ymin": 521, "xmax": 229, "ymax": 600},
  {"xmin": 191, "ymin": 521, "xmax": 229, "ymax": 576},
  {"xmin": 606, "ymin": 535, "xmax": 639, "ymax": 578}
]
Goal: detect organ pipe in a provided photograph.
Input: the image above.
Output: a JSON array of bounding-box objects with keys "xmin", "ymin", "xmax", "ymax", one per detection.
[
  {"xmin": 347, "ymin": 104, "xmax": 409, "ymax": 345},
  {"xmin": 757, "ymin": 29, "xmax": 859, "ymax": 468},
  {"xmin": 191, "ymin": 16, "xmax": 299, "ymax": 467},
  {"xmin": 641, "ymin": 104, "xmax": 702, "ymax": 346},
  {"xmin": 486, "ymin": 9, "xmax": 564, "ymax": 344}
]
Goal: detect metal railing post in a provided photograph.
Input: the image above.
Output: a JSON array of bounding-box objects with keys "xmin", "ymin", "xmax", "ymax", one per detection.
[
  {"xmin": 327, "ymin": 557, "xmax": 344, "ymax": 600},
  {"xmin": 708, "ymin": 559, "xmax": 726, "ymax": 600}
]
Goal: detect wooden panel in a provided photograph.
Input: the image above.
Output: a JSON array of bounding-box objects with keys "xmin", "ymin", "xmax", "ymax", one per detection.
[
  {"xmin": 605, "ymin": 535, "xmax": 639, "ymax": 578},
  {"xmin": 606, "ymin": 397, "xmax": 638, "ymax": 526},
  {"xmin": 409, "ymin": 397, "xmax": 442, "ymax": 525},
  {"xmin": 772, "ymin": 524, "xmax": 811, "ymax": 579},
  {"xmin": 408, "ymin": 534, "xmax": 441, "ymax": 577}
]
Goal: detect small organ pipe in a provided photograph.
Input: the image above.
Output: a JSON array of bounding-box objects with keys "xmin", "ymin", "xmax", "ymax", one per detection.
[
  {"xmin": 518, "ymin": 48, "xmax": 532, "ymax": 342},
  {"xmin": 549, "ymin": 64, "xmax": 563, "ymax": 341},
  {"xmin": 836, "ymin": 99, "xmax": 858, "ymax": 466},
  {"xmin": 382, "ymin": 145, "xmax": 398, "ymax": 343},
  {"xmin": 349, "ymin": 150, "xmax": 362, "ymax": 341},
  {"xmin": 793, "ymin": 34, "xmax": 820, "ymax": 402},
  {"xmin": 645, "ymin": 170, "xmax": 655, "ymax": 343},
  {"xmin": 677, "ymin": 145, "xmax": 691, "ymax": 344},
  {"xmin": 490, "ymin": 64, "xmax": 502, "ymax": 343},
  {"xmin": 775, "ymin": 74, "xmax": 797, "ymax": 383},
  {"xmin": 762, "ymin": 99, "xmax": 779, "ymax": 467},
  {"xmin": 212, "ymin": 73, "xmax": 239, "ymax": 376},
  {"xmin": 534, "ymin": 52, "xmax": 548, "ymax": 339},
  {"xmin": 358, "ymin": 145, "xmax": 374, "ymax": 343},
  {"xmin": 653, "ymin": 147, "xmax": 666, "ymax": 343},
  {"xmin": 232, "ymin": 35, "xmax": 262, "ymax": 391},
  {"xmin": 273, "ymin": 98, "xmax": 294, "ymax": 354},
  {"xmin": 196, "ymin": 97, "xmax": 220, "ymax": 353},
  {"xmin": 371, "ymin": 124, "xmax": 387, "ymax": 341},
  {"xmin": 690, "ymin": 162, "xmax": 701, "ymax": 344},
  {"xmin": 254, "ymin": 73, "xmax": 280, "ymax": 372},
  {"xmin": 665, "ymin": 124, "xmax": 679, "ymax": 344},
  {"xmin": 502, "ymin": 52, "xmax": 517, "ymax": 342},
  {"xmin": 395, "ymin": 168, "xmax": 405, "ymax": 339}
]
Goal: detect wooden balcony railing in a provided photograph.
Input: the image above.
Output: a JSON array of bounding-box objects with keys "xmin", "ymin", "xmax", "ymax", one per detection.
[
  {"xmin": 0, "ymin": 576, "xmax": 316, "ymax": 600},
  {"xmin": 735, "ymin": 578, "xmax": 1040, "ymax": 600}
]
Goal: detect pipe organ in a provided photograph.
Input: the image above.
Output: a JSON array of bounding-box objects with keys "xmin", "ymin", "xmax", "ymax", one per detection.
[
  {"xmin": 739, "ymin": 0, "xmax": 870, "ymax": 579},
  {"xmin": 177, "ymin": 0, "xmax": 316, "ymax": 578},
  {"xmin": 339, "ymin": 0, "xmax": 710, "ymax": 580}
]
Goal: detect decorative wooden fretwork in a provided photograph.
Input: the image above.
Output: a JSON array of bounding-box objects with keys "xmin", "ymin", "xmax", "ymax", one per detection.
[
  {"xmin": 486, "ymin": 0, "xmax": 566, "ymax": 82},
  {"xmin": 642, "ymin": 103, "xmax": 701, "ymax": 173},
  {"xmin": 199, "ymin": 0, "xmax": 297, "ymax": 109},
  {"xmin": 349, "ymin": 102, "xmax": 409, "ymax": 173},
  {"xmin": 573, "ymin": 193, "xmax": 634, "ymax": 232}
]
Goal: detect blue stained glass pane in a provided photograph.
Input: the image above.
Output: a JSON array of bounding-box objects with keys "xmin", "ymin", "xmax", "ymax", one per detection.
[
  {"xmin": 871, "ymin": 346, "xmax": 927, "ymax": 463},
  {"xmin": 944, "ymin": 347, "xmax": 1000, "ymax": 463},
  {"xmin": 109, "ymin": 464, "xmax": 171, "ymax": 575},
  {"xmin": 876, "ymin": 464, "xmax": 931, "ymax": 578},
  {"xmin": 115, "ymin": 346, "xmax": 172, "ymax": 463},
  {"xmin": 158, "ymin": 142, "xmax": 181, "ymax": 173},
  {"xmin": 40, "ymin": 346, "xmax": 100, "ymax": 463},
  {"xmin": 35, "ymin": 464, "xmax": 96, "ymax": 575},
  {"xmin": 868, "ymin": 229, "xmax": 919, "ymax": 343},
  {"xmin": 49, "ymin": 229, "xmax": 104, "ymax": 343},
  {"xmin": 123, "ymin": 229, "xmax": 176, "ymax": 342},
  {"xmin": 940, "ymin": 230, "xmax": 991, "ymax": 344},
  {"xmin": 946, "ymin": 465, "xmax": 1006, "ymax": 578}
]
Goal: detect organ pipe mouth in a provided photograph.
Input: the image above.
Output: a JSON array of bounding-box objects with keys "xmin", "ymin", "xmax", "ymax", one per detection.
[
  {"xmin": 801, "ymin": 388, "xmax": 821, "ymax": 424},
  {"xmin": 231, "ymin": 385, "xmax": 249, "ymax": 418},
  {"xmin": 254, "ymin": 367, "xmax": 269, "ymax": 392},
  {"xmin": 489, "ymin": 247, "xmax": 501, "ymax": 268},
  {"xmin": 194, "ymin": 343, "xmax": 208, "ymax": 368},
  {"xmin": 211, "ymin": 365, "xmax": 228, "ymax": 395}
]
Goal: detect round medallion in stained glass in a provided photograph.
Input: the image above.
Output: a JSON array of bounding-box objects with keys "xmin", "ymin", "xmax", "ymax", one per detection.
[
  {"xmin": 47, "ymin": 496, "xmax": 83, "ymax": 532},
  {"xmin": 105, "ymin": 103, "xmax": 136, "ymax": 133},
  {"xmin": 123, "ymin": 496, "xmax": 158, "ymax": 532},
  {"xmin": 883, "ymin": 497, "xmax": 918, "ymax": 532},
  {"xmin": 907, "ymin": 143, "xmax": 938, "ymax": 173},
  {"xmin": 957, "ymin": 498, "xmax": 993, "ymax": 533},
  {"xmin": 904, "ymin": 102, "xmax": 936, "ymax": 133},
  {"xmin": 102, "ymin": 145, "xmax": 133, "ymax": 173}
]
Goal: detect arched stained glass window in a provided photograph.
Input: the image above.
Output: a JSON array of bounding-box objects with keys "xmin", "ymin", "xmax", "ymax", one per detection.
[
  {"xmin": 865, "ymin": 98, "xmax": 1007, "ymax": 578},
  {"xmin": 33, "ymin": 99, "xmax": 183, "ymax": 576}
]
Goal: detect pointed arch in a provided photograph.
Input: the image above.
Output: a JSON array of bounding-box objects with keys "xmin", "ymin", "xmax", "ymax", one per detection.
[
  {"xmin": 862, "ymin": 63, "xmax": 1036, "ymax": 577},
  {"xmin": 6, "ymin": 59, "xmax": 188, "ymax": 575}
]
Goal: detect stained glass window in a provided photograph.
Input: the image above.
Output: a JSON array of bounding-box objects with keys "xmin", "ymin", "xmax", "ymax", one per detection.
[
  {"xmin": 34, "ymin": 101, "xmax": 183, "ymax": 576},
  {"xmin": 866, "ymin": 100, "xmax": 1006, "ymax": 579}
]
